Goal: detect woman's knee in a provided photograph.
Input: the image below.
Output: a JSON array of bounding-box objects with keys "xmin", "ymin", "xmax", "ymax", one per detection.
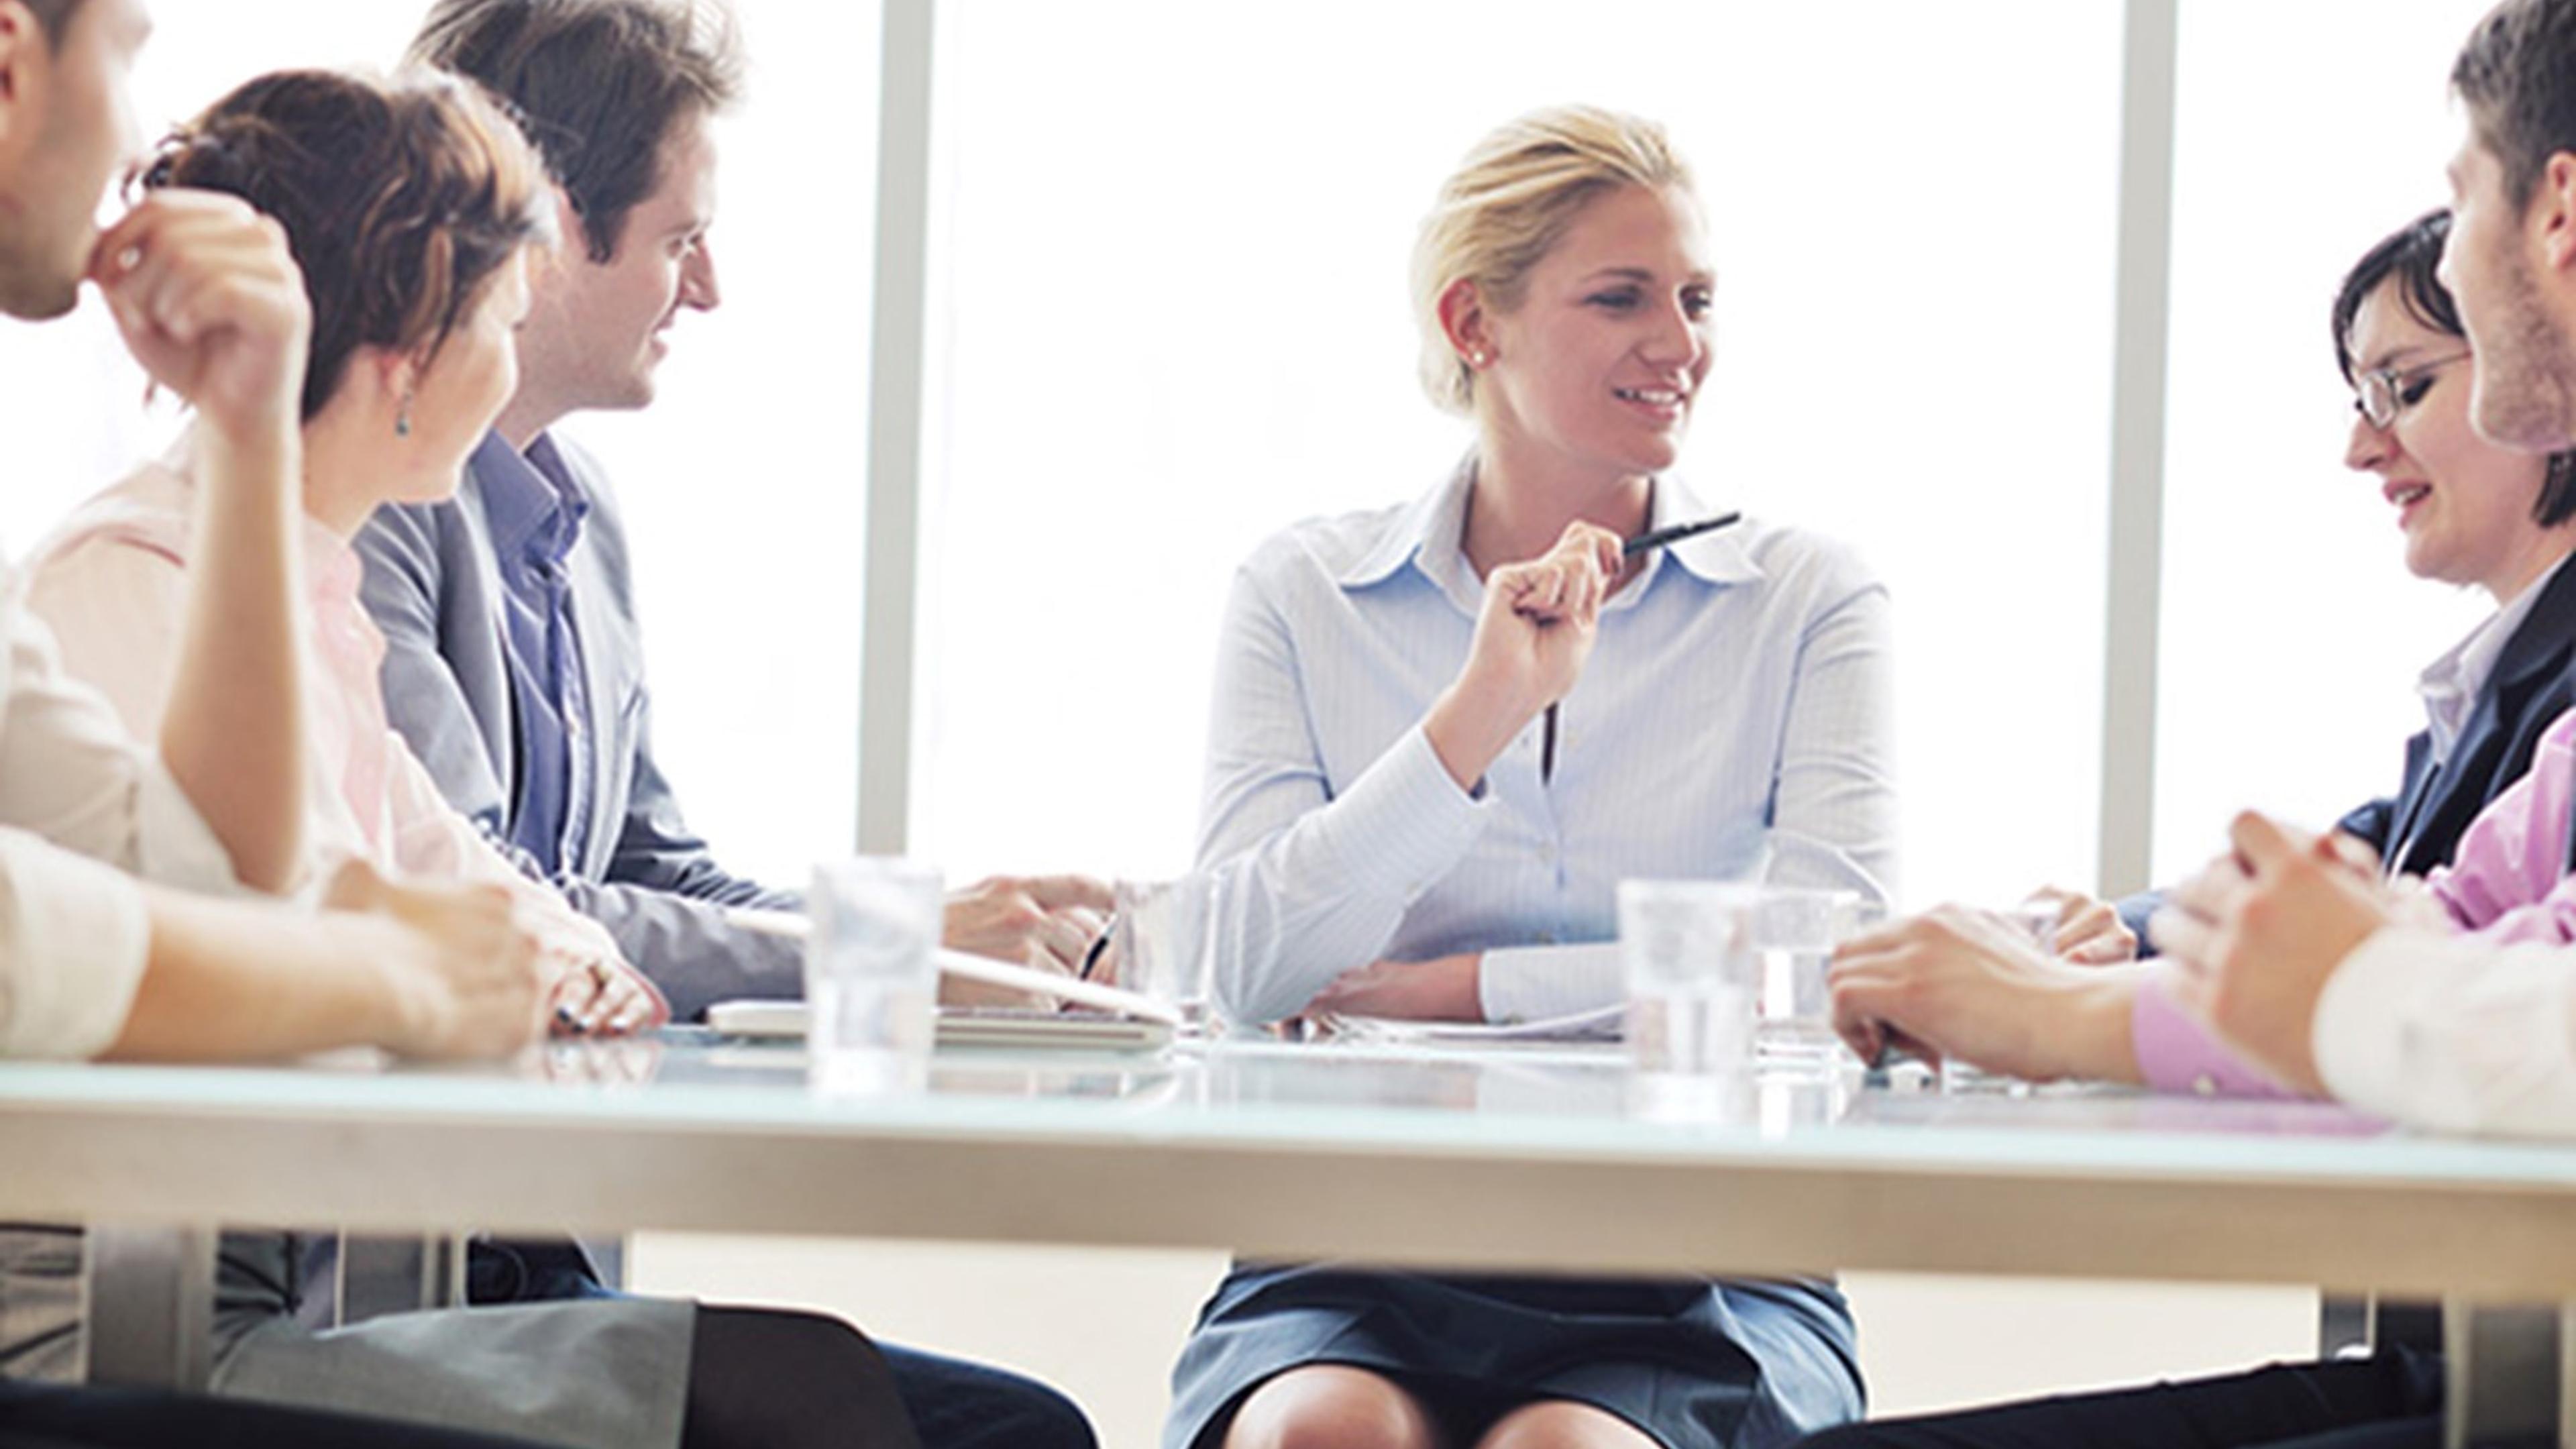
[
  {"xmin": 1221, "ymin": 1366, "xmax": 1440, "ymax": 1449},
  {"xmin": 1472, "ymin": 1399, "xmax": 1660, "ymax": 1449}
]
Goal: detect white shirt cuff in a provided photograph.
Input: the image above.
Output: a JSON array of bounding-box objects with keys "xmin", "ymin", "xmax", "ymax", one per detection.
[
  {"xmin": 0, "ymin": 833, "xmax": 153, "ymax": 1060},
  {"xmin": 1480, "ymin": 941, "xmax": 1622, "ymax": 1024},
  {"xmin": 2312, "ymin": 926, "xmax": 2468, "ymax": 1123}
]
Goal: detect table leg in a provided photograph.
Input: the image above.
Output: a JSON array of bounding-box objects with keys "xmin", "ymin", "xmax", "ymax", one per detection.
[
  {"xmin": 2441, "ymin": 1297, "xmax": 2576, "ymax": 1447},
  {"xmin": 84, "ymin": 1225, "xmax": 214, "ymax": 1391}
]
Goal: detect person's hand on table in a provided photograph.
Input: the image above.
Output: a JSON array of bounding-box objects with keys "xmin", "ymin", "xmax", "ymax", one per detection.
[
  {"xmin": 543, "ymin": 954, "xmax": 667, "ymax": 1038},
  {"xmin": 325, "ymin": 860, "xmax": 547, "ymax": 1060},
  {"xmin": 1425, "ymin": 521, "xmax": 1624, "ymax": 790},
  {"xmin": 939, "ymin": 874, "xmax": 1112, "ymax": 1008},
  {"xmin": 2023, "ymin": 885, "xmax": 2137, "ymax": 965},
  {"xmin": 1827, "ymin": 906, "xmax": 2141, "ymax": 1081},
  {"xmin": 2150, "ymin": 812, "xmax": 2395, "ymax": 1097},
  {"xmin": 1301, "ymin": 953, "xmax": 1483, "ymax": 1022}
]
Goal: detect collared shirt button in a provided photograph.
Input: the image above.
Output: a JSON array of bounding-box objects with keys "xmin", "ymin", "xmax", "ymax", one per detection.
[{"xmin": 2192, "ymin": 1073, "xmax": 2218, "ymax": 1097}]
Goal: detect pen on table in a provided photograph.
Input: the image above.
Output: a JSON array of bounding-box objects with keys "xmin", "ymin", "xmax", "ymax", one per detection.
[
  {"xmin": 1079, "ymin": 916, "xmax": 1117, "ymax": 981},
  {"xmin": 1540, "ymin": 511, "xmax": 1745, "ymax": 784}
]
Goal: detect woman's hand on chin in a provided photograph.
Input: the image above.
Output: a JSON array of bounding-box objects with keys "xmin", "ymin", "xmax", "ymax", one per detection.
[{"xmin": 1301, "ymin": 953, "xmax": 1485, "ymax": 1022}]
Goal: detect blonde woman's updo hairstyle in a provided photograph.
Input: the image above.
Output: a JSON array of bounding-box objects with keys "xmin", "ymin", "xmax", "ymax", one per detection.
[
  {"xmin": 1412, "ymin": 105, "xmax": 1694, "ymax": 415},
  {"xmin": 142, "ymin": 69, "xmax": 553, "ymax": 422}
]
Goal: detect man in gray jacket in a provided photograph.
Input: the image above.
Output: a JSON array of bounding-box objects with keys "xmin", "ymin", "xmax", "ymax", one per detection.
[
  {"xmin": 356, "ymin": 4, "xmax": 1104, "ymax": 1446},
  {"xmin": 356, "ymin": 0, "xmax": 1111, "ymax": 1024}
]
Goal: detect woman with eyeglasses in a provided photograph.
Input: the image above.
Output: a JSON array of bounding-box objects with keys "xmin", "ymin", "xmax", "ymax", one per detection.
[
  {"xmin": 2128, "ymin": 207, "xmax": 2576, "ymax": 945},
  {"xmin": 1791, "ymin": 211, "xmax": 2576, "ymax": 1449},
  {"xmin": 1823, "ymin": 207, "xmax": 2576, "ymax": 1093}
]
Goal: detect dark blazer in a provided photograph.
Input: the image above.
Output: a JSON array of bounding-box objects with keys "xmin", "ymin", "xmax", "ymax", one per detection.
[
  {"xmin": 353, "ymin": 431, "xmax": 803, "ymax": 1020},
  {"xmin": 2123, "ymin": 557, "xmax": 2576, "ymax": 949}
]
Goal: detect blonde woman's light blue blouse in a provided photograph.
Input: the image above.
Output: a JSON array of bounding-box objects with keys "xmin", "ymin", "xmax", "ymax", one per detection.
[{"xmin": 1197, "ymin": 460, "xmax": 1897, "ymax": 1026}]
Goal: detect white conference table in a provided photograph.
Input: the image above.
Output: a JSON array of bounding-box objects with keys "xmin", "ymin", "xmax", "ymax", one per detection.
[{"xmin": 5, "ymin": 1030, "xmax": 2576, "ymax": 1440}]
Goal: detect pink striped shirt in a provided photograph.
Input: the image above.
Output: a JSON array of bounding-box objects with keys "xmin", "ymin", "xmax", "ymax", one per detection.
[{"xmin": 2133, "ymin": 704, "xmax": 2576, "ymax": 1096}]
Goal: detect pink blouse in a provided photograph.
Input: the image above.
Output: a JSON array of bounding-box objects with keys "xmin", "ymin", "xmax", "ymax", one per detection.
[{"xmin": 21, "ymin": 458, "xmax": 624, "ymax": 973}]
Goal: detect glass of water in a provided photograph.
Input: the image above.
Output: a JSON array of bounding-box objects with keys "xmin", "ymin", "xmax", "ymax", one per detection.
[
  {"xmin": 805, "ymin": 857, "xmax": 943, "ymax": 1093},
  {"xmin": 1748, "ymin": 887, "xmax": 1868, "ymax": 1073},
  {"xmin": 1111, "ymin": 875, "xmax": 1218, "ymax": 1037},
  {"xmin": 1619, "ymin": 880, "xmax": 1758, "ymax": 1099}
]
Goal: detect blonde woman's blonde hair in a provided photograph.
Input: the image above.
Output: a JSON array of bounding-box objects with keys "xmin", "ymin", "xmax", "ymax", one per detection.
[{"xmin": 1412, "ymin": 105, "xmax": 1695, "ymax": 415}]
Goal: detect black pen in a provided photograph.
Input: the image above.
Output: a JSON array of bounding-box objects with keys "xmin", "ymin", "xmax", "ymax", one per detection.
[
  {"xmin": 1621, "ymin": 511, "xmax": 1742, "ymax": 557},
  {"xmin": 1078, "ymin": 917, "xmax": 1116, "ymax": 981},
  {"xmin": 1542, "ymin": 512, "xmax": 1744, "ymax": 785}
]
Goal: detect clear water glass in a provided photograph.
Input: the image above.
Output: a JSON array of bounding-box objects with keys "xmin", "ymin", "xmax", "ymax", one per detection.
[
  {"xmin": 1750, "ymin": 888, "xmax": 1868, "ymax": 1073},
  {"xmin": 1619, "ymin": 880, "xmax": 1758, "ymax": 1097},
  {"xmin": 804, "ymin": 858, "xmax": 943, "ymax": 1093},
  {"xmin": 1112, "ymin": 875, "xmax": 1218, "ymax": 1036}
]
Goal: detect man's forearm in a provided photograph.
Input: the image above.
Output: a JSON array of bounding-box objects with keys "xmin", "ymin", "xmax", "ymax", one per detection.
[
  {"xmin": 2041, "ymin": 965, "xmax": 2151, "ymax": 1084},
  {"xmin": 160, "ymin": 420, "xmax": 309, "ymax": 892}
]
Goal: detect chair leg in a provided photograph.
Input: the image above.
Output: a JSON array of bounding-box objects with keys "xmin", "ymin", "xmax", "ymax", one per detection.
[
  {"xmin": 84, "ymin": 1226, "xmax": 214, "ymax": 1391},
  {"xmin": 334, "ymin": 1231, "xmax": 466, "ymax": 1326},
  {"xmin": 2440, "ymin": 1298, "xmax": 2576, "ymax": 1448},
  {"xmin": 2320, "ymin": 1291, "xmax": 2374, "ymax": 1357}
]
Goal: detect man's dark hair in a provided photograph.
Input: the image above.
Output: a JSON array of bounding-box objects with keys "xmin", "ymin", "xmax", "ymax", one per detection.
[
  {"xmin": 409, "ymin": 0, "xmax": 740, "ymax": 264},
  {"xmin": 2336, "ymin": 207, "xmax": 2576, "ymax": 528},
  {"xmin": 2453, "ymin": 0, "xmax": 2576, "ymax": 215},
  {"xmin": 23, "ymin": 0, "xmax": 87, "ymax": 48}
]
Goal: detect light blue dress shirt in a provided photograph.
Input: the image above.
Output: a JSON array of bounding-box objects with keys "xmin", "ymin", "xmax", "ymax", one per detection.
[
  {"xmin": 472, "ymin": 431, "xmax": 594, "ymax": 875},
  {"xmin": 1197, "ymin": 458, "xmax": 1897, "ymax": 1025}
]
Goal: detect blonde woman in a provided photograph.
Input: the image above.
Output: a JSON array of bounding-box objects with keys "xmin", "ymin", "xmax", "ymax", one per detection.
[{"xmin": 1172, "ymin": 108, "xmax": 1890, "ymax": 1449}]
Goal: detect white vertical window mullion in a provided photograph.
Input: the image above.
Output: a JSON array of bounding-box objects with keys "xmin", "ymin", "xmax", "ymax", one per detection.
[
  {"xmin": 857, "ymin": 0, "xmax": 937, "ymax": 855},
  {"xmin": 2098, "ymin": 0, "xmax": 2180, "ymax": 898}
]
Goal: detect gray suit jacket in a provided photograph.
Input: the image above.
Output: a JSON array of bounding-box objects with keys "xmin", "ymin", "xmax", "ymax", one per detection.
[{"xmin": 354, "ymin": 431, "xmax": 802, "ymax": 1020}]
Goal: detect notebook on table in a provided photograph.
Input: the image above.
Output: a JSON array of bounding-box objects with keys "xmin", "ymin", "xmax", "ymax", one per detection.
[
  {"xmin": 705, "ymin": 999, "xmax": 1168, "ymax": 1052},
  {"xmin": 714, "ymin": 910, "xmax": 1177, "ymax": 1052}
]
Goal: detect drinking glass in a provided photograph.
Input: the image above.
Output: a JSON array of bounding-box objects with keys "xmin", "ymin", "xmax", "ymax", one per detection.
[
  {"xmin": 1748, "ymin": 888, "xmax": 1868, "ymax": 1073},
  {"xmin": 1112, "ymin": 875, "xmax": 1219, "ymax": 1037},
  {"xmin": 1619, "ymin": 880, "xmax": 1758, "ymax": 1097},
  {"xmin": 804, "ymin": 858, "xmax": 943, "ymax": 1093}
]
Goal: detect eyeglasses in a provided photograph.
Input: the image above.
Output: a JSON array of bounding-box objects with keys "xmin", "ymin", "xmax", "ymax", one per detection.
[{"xmin": 2354, "ymin": 350, "xmax": 2472, "ymax": 430}]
